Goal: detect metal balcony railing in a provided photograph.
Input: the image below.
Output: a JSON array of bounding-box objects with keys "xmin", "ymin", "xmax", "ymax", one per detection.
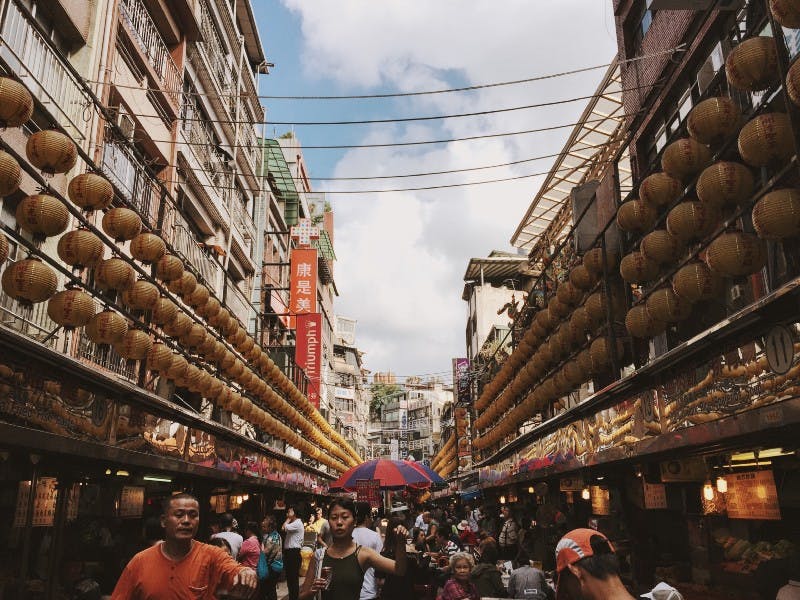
[
  {"xmin": 78, "ymin": 333, "xmax": 136, "ymax": 381},
  {"xmin": 167, "ymin": 216, "xmax": 223, "ymax": 294},
  {"xmin": 101, "ymin": 138, "xmax": 159, "ymax": 224},
  {"xmin": 197, "ymin": 0, "xmax": 232, "ymax": 101},
  {"xmin": 0, "ymin": 258, "xmax": 59, "ymax": 348},
  {"xmin": 224, "ymin": 279, "xmax": 255, "ymax": 331},
  {"xmin": 0, "ymin": 0, "xmax": 93, "ymax": 139},
  {"xmin": 118, "ymin": 0, "xmax": 181, "ymax": 108}
]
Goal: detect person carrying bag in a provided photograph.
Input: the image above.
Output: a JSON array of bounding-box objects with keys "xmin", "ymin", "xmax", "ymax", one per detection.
[{"xmin": 259, "ymin": 515, "xmax": 284, "ymax": 600}]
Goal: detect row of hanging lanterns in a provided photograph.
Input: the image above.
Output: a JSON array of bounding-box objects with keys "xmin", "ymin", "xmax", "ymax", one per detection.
[
  {"xmin": 431, "ymin": 432, "xmax": 455, "ymax": 474},
  {"xmin": 0, "ymin": 77, "xmax": 359, "ymax": 470},
  {"xmin": 473, "ymin": 249, "xmax": 626, "ymax": 452}
]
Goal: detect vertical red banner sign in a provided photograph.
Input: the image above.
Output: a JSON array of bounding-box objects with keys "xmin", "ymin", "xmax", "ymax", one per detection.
[
  {"xmin": 295, "ymin": 313, "xmax": 322, "ymax": 408},
  {"xmin": 289, "ymin": 248, "xmax": 318, "ymax": 329}
]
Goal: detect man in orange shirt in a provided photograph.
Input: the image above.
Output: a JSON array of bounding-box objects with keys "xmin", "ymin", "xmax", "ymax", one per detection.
[{"xmin": 112, "ymin": 493, "xmax": 257, "ymax": 599}]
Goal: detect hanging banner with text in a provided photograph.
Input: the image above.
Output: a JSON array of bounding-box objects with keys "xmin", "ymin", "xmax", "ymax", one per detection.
[
  {"xmin": 726, "ymin": 470, "xmax": 781, "ymax": 521},
  {"xmin": 452, "ymin": 358, "xmax": 471, "ymax": 405},
  {"xmin": 289, "ymin": 248, "xmax": 318, "ymax": 329},
  {"xmin": 296, "ymin": 312, "xmax": 322, "ymax": 408},
  {"xmin": 355, "ymin": 479, "xmax": 382, "ymax": 508}
]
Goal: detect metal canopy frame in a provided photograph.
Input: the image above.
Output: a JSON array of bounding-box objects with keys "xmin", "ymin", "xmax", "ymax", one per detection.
[{"xmin": 510, "ymin": 61, "xmax": 632, "ymax": 252}]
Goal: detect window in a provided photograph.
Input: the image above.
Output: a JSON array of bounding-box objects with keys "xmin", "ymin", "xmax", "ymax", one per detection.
[{"xmin": 629, "ymin": 0, "xmax": 655, "ymax": 56}]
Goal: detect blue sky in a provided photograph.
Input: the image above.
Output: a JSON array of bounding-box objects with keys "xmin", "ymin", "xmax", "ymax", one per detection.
[{"xmin": 250, "ymin": 2, "xmax": 619, "ymax": 382}]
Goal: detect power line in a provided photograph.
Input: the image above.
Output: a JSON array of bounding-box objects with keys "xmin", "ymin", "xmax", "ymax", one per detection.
[{"xmin": 85, "ymin": 45, "xmax": 684, "ymax": 101}]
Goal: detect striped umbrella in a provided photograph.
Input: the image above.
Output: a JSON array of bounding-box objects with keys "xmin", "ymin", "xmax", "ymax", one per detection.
[
  {"xmin": 403, "ymin": 460, "xmax": 447, "ymax": 487},
  {"xmin": 328, "ymin": 459, "xmax": 432, "ymax": 491}
]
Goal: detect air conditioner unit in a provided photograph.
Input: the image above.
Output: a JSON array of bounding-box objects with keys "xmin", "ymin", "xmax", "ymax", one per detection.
[{"xmin": 650, "ymin": 0, "xmax": 741, "ymax": 8}]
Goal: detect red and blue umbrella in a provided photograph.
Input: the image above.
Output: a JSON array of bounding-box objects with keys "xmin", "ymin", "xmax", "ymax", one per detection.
[
  {"xmin": 403, "ymin": 460, "xmax": 447, "ymax": 487},
  {"xmin": 329, "ymin": 459, "xmax": 433, "ymax": 491}
]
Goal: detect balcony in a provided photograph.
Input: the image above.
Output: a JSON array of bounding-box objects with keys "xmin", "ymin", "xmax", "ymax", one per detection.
[
  {"xmin": 118, "ymin": 0, "xmax": 181, "ymax": 110},
  {"xmin": 0, "ymin": 0, "xmax": 93, "ymax": 139},
  {"xmin": 167, "ymin": 211, "xmax": 224, "ymax": 295},
  {"xmin": 196, "ymin": 0, "xmax": 232, "ymax": 105},
  {"xmin": 101, "ymin": 138, "xmax": 159, "ymax": 225},
  {"xmin": 224, "ymin": 279, "xmax": 255, "ymax": 332},
  {"xmin": 0, "ymin": 259, "xmax": 59, "ymax": 348},
  {"xmin": 78, "ymin": 333, "xmax": 136, "ymax": 381}
]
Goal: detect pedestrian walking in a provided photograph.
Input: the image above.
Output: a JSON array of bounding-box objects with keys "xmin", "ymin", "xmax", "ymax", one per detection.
[
  {"xmin": 239, "ymin": 522, "xmax": 262, "ymax": 569},
  {"xmin": 260, "ymin": 515, "xmax": 283, "ymax": 600},
  {"xmin": 351, "ymin": 502, "xmax": 382, "ymax": 600},
  {"xmin": 507, "ymin": 549, "xmax": 553, "ymax": 599},
  {"xmin": 213, "ymin": 513, "xmax": 245, "ymax": 560},
  {"xmin": 554, "ymin": 528, "xmax": 635, "ymax": 600},
  {"xmin": 299, "ymin": 498, "xmax": 407, "ymax": 600},
  {"xmin": 111, "ymin": 493, "xmax": 257, "ymax": 599},
  {"xmin": 438, "ymin": 552, "xmax": 480, "ymax": 600},
  {"xmin": 283, "ymin": 506, "xmax": 305, "ymax": 600},
  {"xmin": 498, "ymin": 506, "xmax": 519, "ymax": 561}
]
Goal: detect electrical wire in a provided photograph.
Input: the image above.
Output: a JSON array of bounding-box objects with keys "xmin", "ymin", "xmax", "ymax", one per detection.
[{"xmin": 84, "ymin": 45, "xmax": 685, "ymax": 101}]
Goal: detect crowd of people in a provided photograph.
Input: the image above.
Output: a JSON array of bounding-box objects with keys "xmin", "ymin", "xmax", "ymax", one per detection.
[{"xmin": 107, "ymin": 495, "xmax": 697, "ymax": 600}]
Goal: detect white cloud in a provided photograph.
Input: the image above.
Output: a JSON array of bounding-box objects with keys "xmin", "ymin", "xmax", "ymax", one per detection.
[{"xmin": 280, "ymin": 1, "xmax": 618, "ymax": 380}]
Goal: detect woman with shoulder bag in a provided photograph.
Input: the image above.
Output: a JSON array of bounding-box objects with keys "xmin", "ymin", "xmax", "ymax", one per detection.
[{"xmin": 260, "ymin": 515, "xmax": 284, "ymax": 600}]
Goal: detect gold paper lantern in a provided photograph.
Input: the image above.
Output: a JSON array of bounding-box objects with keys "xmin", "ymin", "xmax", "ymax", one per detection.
[
  {"xmin": 771, "ymin": 0, "xmax": 800, "ymax": 26},
  {"xmin": 738, "ymin": 113, "xmax": 794, "ymax": 167},
  {"xmin": 625, "ymin": 305, "xmax": 667, "ymax": 338},
  {"xmin": 725, "ymin": 36, "xmax": 778, "ymax": 92},
  {"xmin": 583, "ymin": 247, "xmax": 619, "ymax": 276},
  {"xmin": 548, "ymin": 296, "xmax": 569, "ymax": 318},
  {"xmin": 167, "ymin": 271, "xmax": 196, "ymax": 296},
  {"xmin": 197, "ymin": 296, "xmax": 221, "ymax": 319},
  {"xmin": 47, "ymin": 289, "xmax": 96, "ymax": 328},
  {"xmin": 182, "ymin": 365, "xmax": 204, "ymax": 392},
  {"xmin": 661, "ymin": 138, "xmax": 712, "ymax": 181},
  {"xmin": 752, "ymin": 188, "xmax": 800, "ymax": 239},
  {"xmin": 204, "ymin": 377, "xmax": 224, "ymax": 398},
  {"xmin": 0, "ymin": 232, "xmax": 7, "ymax": 264},
  {"xmin": 237, "ymin": 334, "xmax": 255, "ymax": 355},
  {"xmin": 67, "ymin": 173, "xmax": 114, "ymax": 211},
  {"xmin": 114, "ymin": 329, "xmax": 153, "ymax": 360},
  {"xmin": 102, "ymin": 207, "xmax": 142, "ymax": 242},
  {"xmin": 706, "ymin": 232, "xmax": 767, "ymax": 277},
  {"xmin": 26, "ymin": 130, "xmax": 77, "ymax": 174},
  {"xmin": 646, "ymin": 287, "xmax": 692, "ymax": 323},
  {"xmin": 155, "ymin": 254, "xmax": 184, "ymax": 282},
  {"xmin": 0, "ymin": 77, "xmax": 33, "ymax": 127},
  {"xmin": 569, "ymin": 306, "xmax": 591, "ymax": 339},
  {"xmin": 94, "ymin": 258, "xmax": 135, "ymax": 292},
  {"xmin": 1, "ymin": 258, "xmax": 57, "ymax": 304},
  {"xmin": 219, "ymin": 350, "xmax": 235, "ymax": 371},
  {"xmin": 166, "ymin": 353, "xmax": 189, "ymax": 380},
  {"xmin": 130, "ymin": 233, "xmax": 166, "ymax": 264},
  {"xmin": 616, "ymin": 199, "xmax": 656, "ymax": 233},
  {"xmin": 208, "ymin": 306, "xmax": 230, "ymax": 329},
  {"xmin": 15, "ymin": 194, "xmax": 69, "ymax": 237},
  {"xmin": 619, "ymin": 251, "xmax": 660, "ymax": 283},
  {"xmin": 641, "ymin": 230, "xmax": 683, "ymax": 265},
  {"xmin": 589, "ymin": 336, "xmax": 624, "ymax": 372},
  {"xmin": 666, "ymin": 201, "xmax": 720, "ymax": 243},
  {"xmin": 672, "ymin": 262, "xmax": 723, "ymax": 303},
  {"xmin": 146, "ymin": 343, "xmax": 173, "ymax": 372},
  {"xmin": 57, "ymin": 229, "xmax": 104, "ymax": 269},
  {"xmin": 786, "ymin": 57, "xmax": 800, "ymax": 107},
  {"xmin": 696, "ymin": 161, "xmax": 754, "ymax": 208},
  {"xmin": 162, "ymin": 312, "xmax": 192, "ymax": 337},
  {"xmin": 151, "ymin": 297, "xmax": 178, "ymax": 325},
  {"xmin": 557, "ymin": 281, "xmax": 582, "ymax": 306},
  {"xmin": 209, "ymin": 340, "xmax": 228, "ymax": 363},
  {"xmin": 221, "ymin": 316, "xmax": 238, "ymax": 336},
  {"xmin": 180, "ymin": 323, "xmax": 207, "ymax": 348},
  {"xmin": 569, "ymin": 264, "xmax": 595, "ymax": 290},
  {"xmin": 577, "ymin": 349, "xmax": 594, "ymax": 375},
  {"xmin": 121, "ymin": 279, "xmax": 160, "ymax": 311},
  {"xmin": 226, "ymin": 359, "xmax": 245, "ymax": 379},
  {"xmin": 686, "ymin": 97, "xmax": 741, "ymax": 145},
  {"xmin": 563, "ymin": 360, "xmax": 585, "ymax": 387},
  {"xmin": 185, "ymin": 283, "xmax": 209, "ymax": 307},
  {"xmin": 535, "ymin": 308, "xmax": 556, "ymax": 332},
  {"xmin": 84, "ymin": 310, "xmax": 128, "ymax": 345},
  {"xmin": 639, "ymin": 172, "xmax": 683, "ymax": 207},
  {"xmin": 0, "ymin": 150, "xmax": 21, "ymax": 196},
  {"xmin": 585, "ymin": 290, "xmax": 624, "ymax": 329}
]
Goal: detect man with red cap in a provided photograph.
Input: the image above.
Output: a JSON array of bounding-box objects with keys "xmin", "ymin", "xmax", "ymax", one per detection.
[{"xmin": 553, "ymin": 528, "xmax": 634, "ymax": 600}]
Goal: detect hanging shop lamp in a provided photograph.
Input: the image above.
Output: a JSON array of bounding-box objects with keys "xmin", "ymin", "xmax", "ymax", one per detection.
[
  {"xmin": 686, "ymin": 96, "xmax": 741, "ymax": 145},
  {"xmin": 625, "ymin": 304, "xmax": 667, "ymax": 339},
  {"xmin": 0, "ymin": 77, "xmax": 34, "ymax": 127},
  {"xmin": 617, "ymin": 199, "xmax": 656, "ymax": 233},
  {"xmin": 751, "ymin": 188, "xmax": 800, "ymax": 239},
  {"xmin": 151, "ymin": 297, "xmax": 179, "ymax": 326},
  {"xmin": 0, "ymin": 150, "xmax": 21, "ymax": 196},
  {"xmin": 619, "ymin": 251, "xmax": 660, "ymax": 284},
  {"xmin": 646, "ymin": 287, "xmax": 693, "ymax": 323},
  {"xmin": 672, "ymin": 262, "xmax": 723, "ymax": 304},
  {"xmin": 121, "ymin": 279, "xmax": 160, "ymax": 311},
  {"xmin": 725, "ymin": 36, "xmax": 778, "ymax": 92},
  {"xmin": 640, "ymin": 229, "xmax": 684, "ymax": 265},
  {"xmin": 114, "ymin": 329, "xmax": 153, "ymax": 360},
  {"xmin": 696, "ymin": 161, "xmax": 754, "ymax": 208},
  {"xmin": 661, "ymin": 138, "xmax": 712, "ymax": 181},
  {"xmin": 130, "ymin": 232, "xmax": 166, "ymax": 264},
  {"xmin": 57, "ymin": 229, "xmax": 104, "ymax": 269},
  {"xmin": 706, "ymin": 231, "xmax": 767, "ymax": 278},
  {"xmin": 146, "ymin": 343, "xmax": 174, "ymax": 372},
  {"xmin": 26, "ymin": 130, "xmax": 77, "ymax": 174},
  {"xmin": 102, "ymin": 207, "xmax": 142, "ymax": 242},
  {"xmin": 15, "ymin": 194, "xmax": 70, "ymax": 238},
  {"xmin": 94, "ymin": 258, "xmax": 136, "ymax": 292},
  {"xmin": 1, "ymin": 257, "xmax": 58, "ymax": 304},
  {"xmin": 639, "ymin": 172, "xmax": 683, "ymax": 207},
  {"xmin": 85, "ymin": 310, "xmax": 128, "ymax": 345},
  {"xmin": 155, "ymin": 254, "xmax": 184, "ymax": 282},
  {"xmin": 47, "ymin": 288, "xmax": 96, "ymax": 329},
  {"xmin": 666, "ymin": 201, "xmax": 720, "ymax": 244},
  {"xmin": 738, "ymin": 113, "xmax": 794, "ymax": 167},
  {"xmin": 0, "ymin": 232, "xmax": 8, "ymax": 264}
]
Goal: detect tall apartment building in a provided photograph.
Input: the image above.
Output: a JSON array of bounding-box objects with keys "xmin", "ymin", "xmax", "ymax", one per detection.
[
  {"xmin": 332, "ymin": 315, "xmax": 370, "ymax": 458},
  {"xmin": 0, "ymin": 1, "xmax": 359, "ymax": 589}
]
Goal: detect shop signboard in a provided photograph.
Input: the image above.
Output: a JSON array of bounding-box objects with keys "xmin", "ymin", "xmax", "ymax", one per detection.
[
  {"xmin": 14, "ymin": 477, "xmax": 58, "ymax": 528},
  {"xmin": 726, "ymin": 470, "xmax": 781, "ymax": 520},
  {"xmin": 355, "ymin": 479, "xmax": 381, "ymax": 508},
  {"xmin": 119, "ymin": 486, "xmax": 145, "ymax": 518},
  {"xmin": 212, "ymin": 494, "xmax": 228, "ymax": 514},
  {"xmin": 289, "ymin": 247, "xmax": 318, "ymax": 328},
  {"xmin": 452, "ymin": 358, "xmax": 471, "ymax": 404},
  {"xmin": 590, "ymin": 485, "xmax": 610, "ymax": 516},
  {"xmin": 643, "ymin": 481, "xmax": 668, "ymax": 509},
  {"xmin": 295, "ymin": 312, "xmax": 322, "ymax": 408},
  {"xmin": 560, "ymin": 475, "xmax": 585, "ymax": 491},
  {"xmin": 659, "ymin": 459, "xmax": 706, "ymax": 482}
]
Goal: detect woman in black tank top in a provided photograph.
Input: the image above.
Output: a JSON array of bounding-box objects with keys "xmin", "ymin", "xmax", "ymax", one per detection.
[{"xmin": 299, "ymin": 499, "xmax": 409, "ymax": 600}]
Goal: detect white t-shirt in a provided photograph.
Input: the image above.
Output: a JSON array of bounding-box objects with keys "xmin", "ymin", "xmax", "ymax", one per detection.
[
  {"xmin": 211, "ymin": 531, "xmax": 243, "ymax": 559},
  {"xmin": 352, "ymin": 527, "xmax": 382, "ymax": 600},
  {"xmin": 777, "ymin": 581, "xmax": 800, "ymax": 600},
  {"xmin": 283, "ymin": 518, "xmax": 304, "ymax": 549}
]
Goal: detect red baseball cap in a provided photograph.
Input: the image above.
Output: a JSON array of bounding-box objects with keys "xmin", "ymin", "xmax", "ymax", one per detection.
[{"xmin": 555, "ymin": 528, "xmax": 615, "ymax": 599}]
